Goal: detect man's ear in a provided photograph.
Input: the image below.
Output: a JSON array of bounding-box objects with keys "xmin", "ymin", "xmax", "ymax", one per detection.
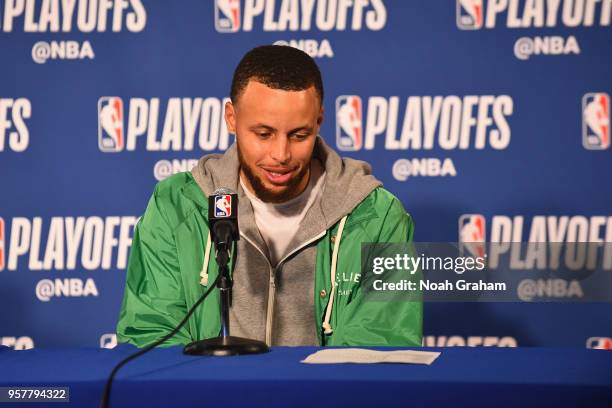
[
  {"xmin": 317, "ymin": 105, "xmax": 324, "ymax": 127},
  {"xmin": 225, "ymin": 101, "xmax": 236, "ymax": 134}
]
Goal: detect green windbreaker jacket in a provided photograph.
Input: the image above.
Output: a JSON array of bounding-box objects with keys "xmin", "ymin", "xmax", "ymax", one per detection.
[{"xmin": 116, "ymin": 139, "xmax": 422, "ymax": 348}]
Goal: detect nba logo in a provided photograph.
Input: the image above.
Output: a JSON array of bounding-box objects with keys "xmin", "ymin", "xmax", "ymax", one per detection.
[
  {"xmin": 336, "ymin": 95, "xmax": 363, "ymax": 151},
  {"xmin": 459, "ymin": 214, "xmax": 486, "ymax": 258},
  {"xmin": 215, "ymin": 0, "xmax": 240, "ymax": 33},
  {"xmin": 215, "ymin": 195, "xmax": 232, "ymax": 218},
  {"xmin": 0, "ymin": 217, "xmax": 4, "ymax": 271},
  {"xmin": 586, "ymin": 337, "xmax": 612, "ymax": 349},
  {"xmin": 456, "ymin": 0, "xmax": 483, "ymax": 30},
  {"xmin": 98, "ymin": 97, "xmax": 124, "ymax": 152},
  {"xmin": 582, "ymin": 92, "xmax": 610, "ymax": 150}
]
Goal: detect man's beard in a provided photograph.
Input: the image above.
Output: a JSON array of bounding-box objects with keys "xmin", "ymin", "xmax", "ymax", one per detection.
[{"xmin": 237, "ymin": 144, "xmax": 310, "ymax": 204}]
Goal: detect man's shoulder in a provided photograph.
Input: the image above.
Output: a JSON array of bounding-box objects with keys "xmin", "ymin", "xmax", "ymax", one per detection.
[
  {"xmin": 349, "ymin": 187, "xmax": 414, "ymax": 241},
  {"xmin": 354, "ymin": 187, "xmax": 408, "ymax": 220},
  {"xmin": 146, "ymin": 172, "xmax": 206, "ymax": 229},
  {"xmin": 153, "ymin": 171, "xmax": 195, "ymax": 197}
]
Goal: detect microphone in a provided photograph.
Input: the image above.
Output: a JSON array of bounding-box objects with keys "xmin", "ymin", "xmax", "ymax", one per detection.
[
  {"xmin": 182, "ymin": 187, "xmax": 268, "ymax": 356},
  {"xmin": 208, "ymin": 188, "xmax": 239, "ymax": 265}
]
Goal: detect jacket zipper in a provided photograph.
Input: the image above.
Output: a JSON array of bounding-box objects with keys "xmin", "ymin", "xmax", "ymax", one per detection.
[
  {"xmin": 266, "ymin": 271, "xmax": 276, "ymax": 345},
  {"xmin": 240, "ymin": 230, "xmax": 326, "ymax": 346}
]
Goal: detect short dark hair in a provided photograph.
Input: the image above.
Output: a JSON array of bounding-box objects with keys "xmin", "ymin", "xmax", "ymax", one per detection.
[{"xmin": 230, "ymin": 45, "xmax": 324, "ymax": 105}]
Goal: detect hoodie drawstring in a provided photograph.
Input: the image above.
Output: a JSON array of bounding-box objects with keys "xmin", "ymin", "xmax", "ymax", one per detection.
[
  {"xmin": 322, "ymin": 215, "xmax": 348, "ymax": 335},
  {"xmin": 201, "ymin": 215, "xmax": 347, "ymax": 335},
  {"xmin": 200, "ymin": 232, "xmax": 212, "ymax": 286}
]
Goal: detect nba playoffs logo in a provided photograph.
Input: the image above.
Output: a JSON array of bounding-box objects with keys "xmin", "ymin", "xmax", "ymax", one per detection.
[
  {"xmin": 456, "ymin": 0, "xmax": 483, "ymax": 30},
  {"xmin": 459, "ymin": 214, "xmax": 486, "ymax": 258},
  {"xmin": 0, "ymin": 217, "xmax": 4, "ymax": 271},
  {"xmin": 336, "ymin": 95, "xmax": 362, "ymax": 151},
  {"xmin": 215, "ymin": 0, "xmax": 241, "ymax": 32},
  {"xmin": 98, "ymin": 97, "xmax": 124, "ymax": 152},
  {"xmin": 582, "ymin": 92, "xmax": 610, "ymax": 150},
  {"xmin": 586, "ymin": 337, "xmax": 612, "ymax": 349},
  {"xmin": 215, "ymin": 195, "xmax": 232, "ymax": 217}
]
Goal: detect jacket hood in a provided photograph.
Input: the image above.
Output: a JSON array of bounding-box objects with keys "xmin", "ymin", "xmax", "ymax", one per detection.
[{"xmin": 191, "ymin": 135, "xmax": 382, "ymax": 229}]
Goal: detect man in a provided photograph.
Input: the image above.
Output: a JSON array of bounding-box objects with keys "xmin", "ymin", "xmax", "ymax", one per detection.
[{"xmin": 116, "ymin": 45, "xmax": 421, "ymax": 348}]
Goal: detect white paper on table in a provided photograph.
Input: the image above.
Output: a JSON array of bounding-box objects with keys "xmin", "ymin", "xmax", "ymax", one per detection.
[{"xmin": 301, "ymin": 348, "xmax": 440, "ymax": 365}]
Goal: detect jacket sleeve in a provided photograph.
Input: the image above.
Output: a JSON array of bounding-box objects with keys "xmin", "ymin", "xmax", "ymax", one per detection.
[
  {"xmin": 116, "ymin": 186, "xmax": 192, "ymax": 348},
  {"xmin": 328, "ymin": 196, "xmax": 423, "ymax": 347}
]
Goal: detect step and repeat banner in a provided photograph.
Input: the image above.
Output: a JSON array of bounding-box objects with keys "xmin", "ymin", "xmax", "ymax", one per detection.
[{"xmin": 1, "ymin": 0, "xmax": 611, "ymax": 350}]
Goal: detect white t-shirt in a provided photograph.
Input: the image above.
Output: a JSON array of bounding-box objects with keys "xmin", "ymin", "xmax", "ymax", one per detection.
[{"xmin": 240, "ymin": 160, "xmax": 325, "ymax": 267}]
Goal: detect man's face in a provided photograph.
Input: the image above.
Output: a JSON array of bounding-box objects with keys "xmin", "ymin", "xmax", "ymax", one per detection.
[{"xmin": 225, "ymin": 80, "xmax": 323, "ymax": 203}]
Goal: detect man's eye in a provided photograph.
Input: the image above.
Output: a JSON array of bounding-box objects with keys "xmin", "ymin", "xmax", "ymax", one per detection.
[
  {"xmin": 292, "ymin": 133, "xmax": 310, "ymax": 140},
  {"xmin": 255, "ymin": 132, "xmax": 271, "ymax": 138}
]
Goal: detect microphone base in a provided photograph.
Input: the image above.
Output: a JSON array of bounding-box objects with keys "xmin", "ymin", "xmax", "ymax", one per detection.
[{"xmin": 183, "ymin": 336, "xmax": 270, "ymax": 356}]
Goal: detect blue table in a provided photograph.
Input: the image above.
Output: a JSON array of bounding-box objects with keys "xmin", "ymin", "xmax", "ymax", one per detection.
[{"xmin": 0, "ymin": 346, "xmax": 611, "ymax": 407}]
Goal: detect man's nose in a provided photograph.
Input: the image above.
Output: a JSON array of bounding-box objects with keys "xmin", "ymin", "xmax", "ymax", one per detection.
[{"xmin": 270, "ymin": 135, "xmax": 291, "ymax": 163}]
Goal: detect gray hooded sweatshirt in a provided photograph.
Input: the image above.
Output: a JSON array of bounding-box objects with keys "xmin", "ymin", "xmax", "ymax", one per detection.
[{"xmin": 191, "ymin": 136, "xmax": 381, "ymax": 345}]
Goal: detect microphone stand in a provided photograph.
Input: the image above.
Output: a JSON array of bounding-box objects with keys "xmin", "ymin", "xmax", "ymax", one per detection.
[{"xmin": 183, "ymin": 242, "xmax": 270, "ymax": 356}]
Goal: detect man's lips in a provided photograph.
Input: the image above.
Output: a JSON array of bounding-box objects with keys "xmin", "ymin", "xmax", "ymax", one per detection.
[{"xmin": 261, "ymin": 167, "xmax": 294, "ymax": 185}]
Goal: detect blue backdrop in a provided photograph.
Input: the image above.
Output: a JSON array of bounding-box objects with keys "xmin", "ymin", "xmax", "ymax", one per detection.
[{"xmin": 1, "ymin": 0, "xmax": 611, "ymax": 350}]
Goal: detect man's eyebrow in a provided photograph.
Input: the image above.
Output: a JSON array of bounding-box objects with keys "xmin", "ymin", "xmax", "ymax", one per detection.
[
  {"xmin": 249, "ymin": 124, "xmax": 276, "ymax": 131},
  {"xmin": 288, "ymin": 125, "xmax": 313, "ymax": 134},
  {"xmin": 248, "ymin": 124, "xmax": 313, "ymax": 134}
]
